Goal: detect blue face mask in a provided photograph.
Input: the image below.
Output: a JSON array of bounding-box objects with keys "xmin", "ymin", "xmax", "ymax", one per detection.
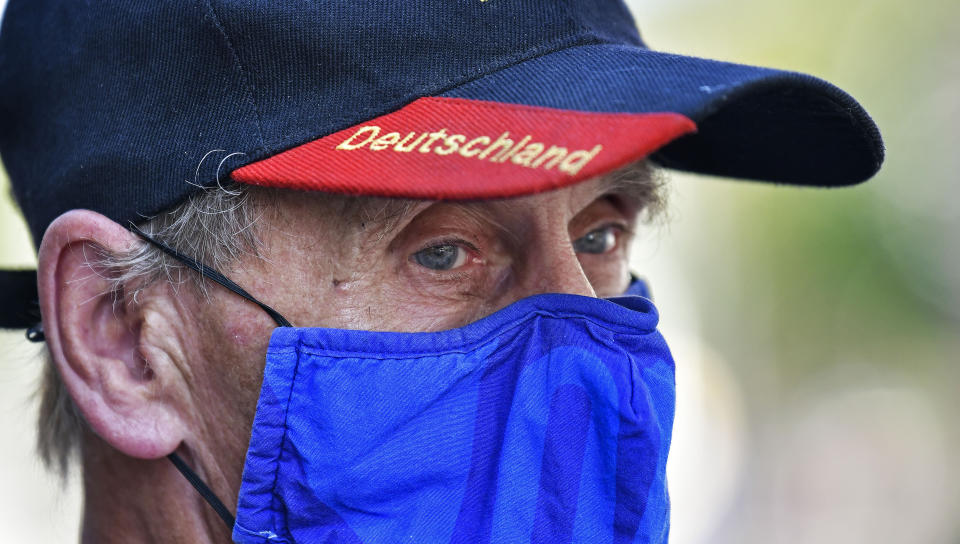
[{"xmin": 132, "ymin": 227, "xmax": 675, "ymax": 544}]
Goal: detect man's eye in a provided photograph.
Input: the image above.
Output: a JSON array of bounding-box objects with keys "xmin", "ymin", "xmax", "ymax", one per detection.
[
  {"xmin": 573, "ymin": 225, "xmax": 619, "ymax": 255},
  {"xmin": 412, "ymin": 243, "xmax": 468, "ymax": 270}
]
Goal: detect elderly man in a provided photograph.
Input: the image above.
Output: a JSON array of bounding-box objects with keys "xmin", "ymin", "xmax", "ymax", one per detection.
[{"xmin": 0, "ymin": 1, "xmax": 882, "ymax": 543}]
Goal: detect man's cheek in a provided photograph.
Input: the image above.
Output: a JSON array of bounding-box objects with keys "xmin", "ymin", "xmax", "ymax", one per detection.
[
  {"xmin": 580, "ymin": 252, "xmax": 631, "ymax": 297},
  {"xmin": 376, "ymin": 284, "xmax": 486, "ymax": 332}
]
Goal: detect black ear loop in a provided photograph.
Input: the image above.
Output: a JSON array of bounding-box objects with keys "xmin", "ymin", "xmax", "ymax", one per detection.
[
  {"xmin": 128, "ymin": 223, "xmax": 292, "ymax": 328},
  {"xmin": 127, "ymin": 223, "xmax": 293, "ymax": 531}
]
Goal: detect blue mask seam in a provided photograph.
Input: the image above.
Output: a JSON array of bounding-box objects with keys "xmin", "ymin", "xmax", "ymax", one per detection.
[{"xmin": 256, "ymin": 334, "xmax": 305, "ymax": 542}]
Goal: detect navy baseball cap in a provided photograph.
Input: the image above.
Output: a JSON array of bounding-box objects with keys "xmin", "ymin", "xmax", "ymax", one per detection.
[{"xmin": 0, "ymin": 1, "xmax": 883, "ymax": 326}]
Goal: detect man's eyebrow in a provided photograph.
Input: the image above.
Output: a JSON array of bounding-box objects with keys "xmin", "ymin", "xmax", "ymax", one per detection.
[
  {"xmin": 349, "ymin": 197, "xmax": 429, "ymax": 240},
  {"xmin": 347, "ymin": 159, "xmax": 663, "ymax": 239},
  {"xmin": 596, "ymin": 160, "xmax": 656, "ymax": 200},
  {"xmin": 594, "ymin": 160, "xmax": 666, "ymax": 217}
]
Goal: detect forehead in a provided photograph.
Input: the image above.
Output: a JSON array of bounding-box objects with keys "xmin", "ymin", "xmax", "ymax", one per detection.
[{"xmin": 329, "ymin": 160, "xmax": 657, "ymax": 228}]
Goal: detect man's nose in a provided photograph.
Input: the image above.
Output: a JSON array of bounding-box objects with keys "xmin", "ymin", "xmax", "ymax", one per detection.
[{"xmin": 520, "ymin": 239, "xmax": 596, "ymax": 299}]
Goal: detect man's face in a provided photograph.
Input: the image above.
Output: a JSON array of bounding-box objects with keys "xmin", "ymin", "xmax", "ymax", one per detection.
[
  {"xmin": 250, "ymin": 173, "xmax": 645, "ymax": 330},
  {"xmin": 173, "ymin": 168, "xmax": 653, "ymax": 492}
]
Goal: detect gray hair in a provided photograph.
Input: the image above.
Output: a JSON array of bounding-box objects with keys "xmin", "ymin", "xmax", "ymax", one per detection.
[{"xmin": 37, "ymin": 160, "xmax": 668, "ymax": 476}]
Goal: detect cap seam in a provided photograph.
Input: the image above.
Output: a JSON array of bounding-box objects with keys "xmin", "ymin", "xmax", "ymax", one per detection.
[
  {"xmin": 202, "ymin": 0, "xmax": 268, "ymax": 154},
  {"xmin": 429, "ymin": 34, "xmax": 610, "ymax": 99},
  {"xmin": 558, "ymin": 0, "xmax": 592, "ymax": 38},
  {"xmin": 428, "ymin": 95, "xmax": 687, "ymax": 118}
]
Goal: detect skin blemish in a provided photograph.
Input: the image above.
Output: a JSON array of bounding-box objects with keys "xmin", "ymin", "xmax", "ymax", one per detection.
[{"xmin": 226, "ymin": 323, "xmax": 256, "ymax": 348}]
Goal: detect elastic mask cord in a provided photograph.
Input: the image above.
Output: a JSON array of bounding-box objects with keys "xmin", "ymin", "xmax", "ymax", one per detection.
[
  {"xmin": 168, "ymin": 452, "xmax": 236, "ymax": 531},
  {"xmin": 127, "ymin": 223, "xmax": 294, "ymax": 531},
  {"xmin": 128, "ymin": 223, "xmax": 292, "ymax": 327}
]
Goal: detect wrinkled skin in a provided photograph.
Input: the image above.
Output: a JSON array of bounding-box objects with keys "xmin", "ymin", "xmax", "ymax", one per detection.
[{"xmin": 38, "ymin": 171, "xmax": 653, "ymax": 543}]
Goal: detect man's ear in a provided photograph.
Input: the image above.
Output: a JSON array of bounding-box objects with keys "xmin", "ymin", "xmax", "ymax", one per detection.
[{"xmin": 37, "ymin": 210, "xmax": 187, "ymax": 459}]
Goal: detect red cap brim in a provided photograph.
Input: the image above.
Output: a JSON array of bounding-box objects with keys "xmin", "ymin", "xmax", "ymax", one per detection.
[{"xmin": 231, "ymin": 97, "xmax": 696, "ymax": 199}]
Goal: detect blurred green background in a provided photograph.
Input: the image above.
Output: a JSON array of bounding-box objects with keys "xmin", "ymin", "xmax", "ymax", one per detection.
[
  {"xmin": 629, "ymin": 0, "xmax": 960, "ymax": 542},
  {"xmin": 1, "ymin": 0, "xmax": 957, "ymax": 542}
]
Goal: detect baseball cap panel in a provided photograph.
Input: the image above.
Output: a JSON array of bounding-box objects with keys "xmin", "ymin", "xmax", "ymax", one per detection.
[
  {"xmin": 0, "ymin": 1, "xmax": 265, "ymax": 247},
  {"xmin": 231, "ymin": 97, "xmax": 696, "ymax": 198},
  {"xmin": 205, "ymin": 0, "xmax": 643, "ymax": 151}
]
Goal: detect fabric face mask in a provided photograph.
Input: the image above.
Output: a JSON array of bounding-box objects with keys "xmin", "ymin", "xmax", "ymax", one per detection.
[
  {"xmin": 133, "ymin": 227, "xmax": 675, "ymax": 544},
  {"xmin": 231, "ymin": 280, "xmax": 675, "ymax": 544}
]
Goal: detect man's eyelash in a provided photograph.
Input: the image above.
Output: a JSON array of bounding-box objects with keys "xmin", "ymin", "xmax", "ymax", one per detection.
[
  {"xmin": 583, "ymin": 222, "xmax": 631, "ymax": 238},
  {"xmin": 415, "ymin": 237, "xmax": 479, "ymax": 253}
]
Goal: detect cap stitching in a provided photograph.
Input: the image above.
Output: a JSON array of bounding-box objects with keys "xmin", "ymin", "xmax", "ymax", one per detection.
[
  {"xmin": 558, "ymin": 0, "xmax": 592, "ymax": 36},
  {"xmin": 201, "ymin": 0, "xmax": 268, "ymax": 154}
]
